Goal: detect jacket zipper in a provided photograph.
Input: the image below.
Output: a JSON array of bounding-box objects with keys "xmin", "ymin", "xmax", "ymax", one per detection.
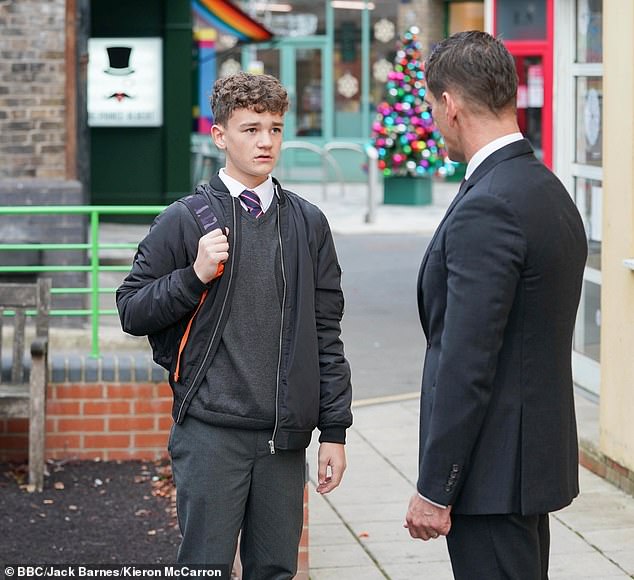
[
  {"xmin": 175, "ymin": 198, "xmax": 238, "ymax": 424},
  {"xmin": 269, "ymin": 199, "xmax": 287, "ymax": 454}
]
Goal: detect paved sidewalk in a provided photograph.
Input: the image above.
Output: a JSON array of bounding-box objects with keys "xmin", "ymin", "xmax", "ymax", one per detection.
[{"xmin": 306, "ymin": 397, "xmax": 634, "ymax": 579}]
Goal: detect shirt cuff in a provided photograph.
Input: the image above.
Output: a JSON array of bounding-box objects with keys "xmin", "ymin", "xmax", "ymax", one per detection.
[{"xmin": 417, "ymin": 492, "xmax": 448, "ymax": 509}]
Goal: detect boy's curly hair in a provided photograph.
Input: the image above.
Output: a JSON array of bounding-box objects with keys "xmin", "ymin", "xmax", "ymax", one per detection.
[{"xmin": 210, "ymin": 72, "xmax": 289, "ymax": 126}]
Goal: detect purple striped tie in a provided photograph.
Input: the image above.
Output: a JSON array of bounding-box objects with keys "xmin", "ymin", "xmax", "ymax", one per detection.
[{"xmin": 239, "ymin": 189, "xmax": 264, "ymax": 218}]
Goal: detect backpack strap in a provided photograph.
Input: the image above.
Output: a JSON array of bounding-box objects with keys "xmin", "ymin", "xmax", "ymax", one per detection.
[
  {"xmin": 178, "ymin": 190, "xmax": 225, "ymax": 280},
  {"xmin": 178, "ymin": 192, "xmax": 220, "ymax": 236},
  {"xmin": 172, "ymin": 191, "xmax": 224, "ymax": 382}
]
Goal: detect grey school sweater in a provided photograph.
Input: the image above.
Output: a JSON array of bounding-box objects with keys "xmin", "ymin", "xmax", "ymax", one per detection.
[{"xmin": 187, "ymin": 197, "xmax": 283, "ymax": 429}]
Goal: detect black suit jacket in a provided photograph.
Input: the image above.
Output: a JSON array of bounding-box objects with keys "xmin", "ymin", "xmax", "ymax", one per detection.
[{"xmin": 417, "ymin": 139, "xmax": 587, "ymax": 515}]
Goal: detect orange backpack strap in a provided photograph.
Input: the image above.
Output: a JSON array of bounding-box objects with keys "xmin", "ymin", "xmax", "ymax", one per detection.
[
  {"xmin": 173, "ymin": 192, "xmax": 223, "ymax": 382},
  {"xmin": 174, "ymin": 289, "xmax": 208, "ymax": 383}
]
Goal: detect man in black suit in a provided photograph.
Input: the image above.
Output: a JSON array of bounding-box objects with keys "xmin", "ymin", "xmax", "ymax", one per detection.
[{"xmin": 404, "ymin": 31, "xmax": 588, "ymax": 579}]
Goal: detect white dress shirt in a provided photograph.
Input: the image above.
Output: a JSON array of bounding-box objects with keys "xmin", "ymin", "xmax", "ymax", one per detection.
[{"xmin": 218, "ymin": 168, "xmax": 275, "ymax": 213}]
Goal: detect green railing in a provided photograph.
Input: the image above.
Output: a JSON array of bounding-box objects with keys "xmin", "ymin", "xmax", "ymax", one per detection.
[{"xmin": 0, "ymin": 206, "xmax": 165, "ymax": 357}]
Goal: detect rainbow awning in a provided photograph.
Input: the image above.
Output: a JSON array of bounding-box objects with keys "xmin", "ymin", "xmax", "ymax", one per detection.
[{"xmin": 192, "ymin": 0, "xmax": 274, "ymax": 43}]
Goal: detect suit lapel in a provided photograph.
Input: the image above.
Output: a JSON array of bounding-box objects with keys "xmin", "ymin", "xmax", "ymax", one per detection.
[
  {"xmin": 417, "ymin": 139, "xmax": 535, "ymax": 335},
  {"xmin": 417, "ymin": 178, "xmax": 470, "ymax": 334},
  {"xmin": 419, "ymin": 177, "xmax": 469, "ymax": 274}
]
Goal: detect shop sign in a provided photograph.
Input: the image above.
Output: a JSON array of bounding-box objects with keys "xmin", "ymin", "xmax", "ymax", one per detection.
[
  {"xmin": 527, "ymin": 64, "xmax": 544, "ymax": 108},
  {"xmin": 265, "ymin": 13, "xmax": 318, "ymax": 37},
  {"xmin": 88, "ymin": 37, "xmax": 163, "ymax": 127}
]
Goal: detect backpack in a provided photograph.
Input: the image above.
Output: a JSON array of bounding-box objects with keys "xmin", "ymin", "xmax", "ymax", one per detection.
[{"xmin": 148, "ymin": 189, "xmax": 223, "ymax": 372}]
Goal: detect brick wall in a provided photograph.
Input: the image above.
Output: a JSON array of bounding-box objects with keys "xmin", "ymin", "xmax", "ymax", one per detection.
[
  {"xmin": 580, "ymin": 442, "xmax": 634, "ymax": 498},
  {"xmin": 0, "ymin": 0, "xmax": 67, "ymax": 179},
  {"xmin": 0, "ymin": 381, "xmax": 173, "ymax": 461}
]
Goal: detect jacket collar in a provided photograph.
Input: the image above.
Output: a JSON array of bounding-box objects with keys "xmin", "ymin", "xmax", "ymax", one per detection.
[
  {"xmin": 465, "ymin": 138, "xmax": 534, "ymax": 188},
  {"xmin": 208, "ymin": 173, "xmax": 287, "ymax": 205},
  {"xmin": 437, "ymin": 138, "xmax": 534, "ymax": 228}
]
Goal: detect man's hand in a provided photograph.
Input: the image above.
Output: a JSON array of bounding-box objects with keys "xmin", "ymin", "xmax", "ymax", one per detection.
[
  {"xmin": 316, "ymin": 442, "xmax": 346, "ymax": 494},
  {"xmin": 193, "ymin": 228, "xmax": 229, "ymax": 284},
  {"xmin": 404, "ymin": 493, "xmax": 452, "ymax": 541}
]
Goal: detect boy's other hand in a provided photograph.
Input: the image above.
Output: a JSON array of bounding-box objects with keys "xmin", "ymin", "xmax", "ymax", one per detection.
[
  {"xmin": 193, "ymin": 228, "xmax": 229, "ymax": 284},
  {"xmin": 316, "ymin": 442, "xmax": 347, "ymax": 494}
]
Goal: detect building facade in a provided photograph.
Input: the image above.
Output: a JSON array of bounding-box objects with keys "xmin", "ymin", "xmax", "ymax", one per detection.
[{"xmin": 0, "ymin": 0, "xmax": 632, "ymax": 490}]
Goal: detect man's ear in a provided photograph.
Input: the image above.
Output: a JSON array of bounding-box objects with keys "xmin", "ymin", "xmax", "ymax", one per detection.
[
  {"xmin": 211, "ymin": 124, "xmax": 226, "ymax": 149},
  {"xmin": 443, "ymin": 92, "xmax": 459, "ymax": 126}
]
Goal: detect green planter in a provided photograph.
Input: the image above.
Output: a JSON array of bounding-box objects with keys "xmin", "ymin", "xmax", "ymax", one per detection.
[
  {"xmin": 383, "ymin": 175, "xmax": 432, "ymax": 205},
  {"xmin": 445, "ymin": 162, "xmax": 467, "ymax": 183}
]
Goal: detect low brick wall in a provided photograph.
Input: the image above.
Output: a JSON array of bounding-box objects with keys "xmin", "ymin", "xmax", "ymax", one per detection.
[
  {"xmin": 580, "ymin": 441, "xmax": 634, "ymax": 498},
  {"xmin": 0, "ymin": 353, "xmax": 309, "ymax": 577},
  {"xmin": 0, "ymin": 382, "xmax": 173, "ymax": 462},
  {"xmin": 1, "ymin": 353, "xmax": 171, "ymax": 460}
]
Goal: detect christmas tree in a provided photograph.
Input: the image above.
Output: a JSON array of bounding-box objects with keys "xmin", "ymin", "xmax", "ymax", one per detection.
[{"xmin": 371, "ymin": 27, "xmax": 454, "ymax": 178}]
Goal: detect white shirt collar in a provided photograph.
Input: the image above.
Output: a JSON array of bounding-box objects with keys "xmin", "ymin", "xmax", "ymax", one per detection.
[
  {"xmin": 465, "ymin": 133, "xmax": 524, "ymax": 181},
  {"xmin": 218, "ymin": 168, "xmax": 275, "ymax": 212}
]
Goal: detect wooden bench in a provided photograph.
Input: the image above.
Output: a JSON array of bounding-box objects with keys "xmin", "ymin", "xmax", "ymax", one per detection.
[{"xmin": 0, "ymin": 279, "xmax": 51, "ymax": 492}]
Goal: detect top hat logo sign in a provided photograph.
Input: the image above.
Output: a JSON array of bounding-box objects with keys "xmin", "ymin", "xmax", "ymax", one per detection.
[{"xmin": 105, "ymin": 46, "xmax": 134, "ymax": 76}]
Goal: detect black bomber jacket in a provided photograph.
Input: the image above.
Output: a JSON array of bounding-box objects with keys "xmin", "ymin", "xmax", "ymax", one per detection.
[{"xmin": 116, "ymin": 175, "xmax": 353, "ymax": 451}]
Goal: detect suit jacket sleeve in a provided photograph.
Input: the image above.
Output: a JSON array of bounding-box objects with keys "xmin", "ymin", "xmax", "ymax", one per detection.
[{"xmin": 418, "ymin": 192, "xmax": 526, "ymax": 505}]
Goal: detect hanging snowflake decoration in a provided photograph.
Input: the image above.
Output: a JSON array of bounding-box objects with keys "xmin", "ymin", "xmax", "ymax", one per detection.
[
  {"xmin": 337, "ymin": 72, "xmax": 359, "ymax": 99},
  {"xmin": 218, "ymin": 34, "xmax": 238, "ymax": 49},
  {"xmin": 219, "ymin": 58, "xmax": 241, "ymax": 78},
  {"xmin": 373, "ymin": 58, "xmax": 392, "ymax": 83},
  {"xmin": 374, "ymin": 18, "xmax": 395, "ymax": 44}
]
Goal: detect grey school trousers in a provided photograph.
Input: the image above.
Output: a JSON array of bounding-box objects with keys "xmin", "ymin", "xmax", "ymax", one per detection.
[{"xmin": 169, "ymin": 415, "xmax": 306, "ymax": 579}]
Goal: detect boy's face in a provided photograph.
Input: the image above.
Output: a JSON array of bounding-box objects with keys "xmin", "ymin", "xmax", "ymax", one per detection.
[{"xmin": 211, "ymin": 108, "xmax": 284, "ymax": 189}]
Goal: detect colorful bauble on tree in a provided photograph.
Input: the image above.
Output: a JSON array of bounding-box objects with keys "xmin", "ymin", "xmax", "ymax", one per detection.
[{"xmin": 371, "ymin": 26, "xmax": 454, "ymax": 178}]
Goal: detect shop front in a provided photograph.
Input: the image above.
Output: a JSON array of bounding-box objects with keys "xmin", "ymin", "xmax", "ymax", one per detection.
[
  {"xmin": 554, "ymin": 0, "xmax": 603, "ymax": 397},
  {"xmin": 492, "ymin": 0, "xmax": 553, "ymax": 167},
  {"xmin": 195, "ymin": 0, "xmax": 406, "ymax": 181}
]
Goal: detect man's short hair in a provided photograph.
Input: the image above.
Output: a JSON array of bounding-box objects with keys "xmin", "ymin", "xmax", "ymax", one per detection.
[
  {"xmin": 210, "ymin": 72, "xmax": 289, "ymax": 126},
  {"xmin": 424, "ymin": 31, "xmax": 518, "ymax": 114}
]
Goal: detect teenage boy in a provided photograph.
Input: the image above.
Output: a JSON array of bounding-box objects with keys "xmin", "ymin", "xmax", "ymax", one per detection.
[{"xmin": 117, "ymin": 72, "xmax": 352, "ymax": 578}]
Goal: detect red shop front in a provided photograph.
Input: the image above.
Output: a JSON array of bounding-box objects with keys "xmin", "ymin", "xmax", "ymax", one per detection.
[{"xmin": 492, "ymin": 0, "xmax": 553, "ymax": 168}]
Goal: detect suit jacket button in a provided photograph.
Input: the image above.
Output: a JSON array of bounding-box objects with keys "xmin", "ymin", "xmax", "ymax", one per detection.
[
  {"xmin": 444, "ymin": 485, "xmax": 452, "ymax": 493},
  {"xmin": 451, "ymin": 464, "xmax": 460, "ymax": 473},
  {"xmin": 426, "ymin": 342, "xmax": 432, "ymax": 350}
]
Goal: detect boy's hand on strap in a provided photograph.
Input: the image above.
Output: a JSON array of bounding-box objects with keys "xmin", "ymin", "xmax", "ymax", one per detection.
[{"xmin": 193, "ymin": 228, "xmax": 229, "ymax": 284}]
